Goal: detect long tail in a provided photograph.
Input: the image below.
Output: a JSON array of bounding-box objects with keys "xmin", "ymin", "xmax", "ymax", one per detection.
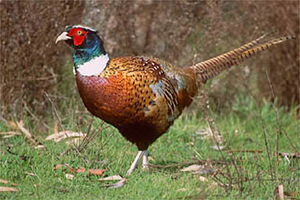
[{"xmin": 191, "ymin": 34, "xmax": 295, "ymax": 83}]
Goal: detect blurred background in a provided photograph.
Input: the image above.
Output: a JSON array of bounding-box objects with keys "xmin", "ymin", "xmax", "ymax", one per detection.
[{"xmin": 0, "ymin": 0, "xmax": 299, "ymax": 120}]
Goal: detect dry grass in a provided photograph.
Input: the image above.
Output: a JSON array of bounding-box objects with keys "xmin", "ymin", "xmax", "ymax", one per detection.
[{"xmin": 0, "ymin": 0, "xmax": 85, "ymax": 117}]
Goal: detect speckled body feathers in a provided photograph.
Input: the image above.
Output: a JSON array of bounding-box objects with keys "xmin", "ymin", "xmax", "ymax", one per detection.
[
  {"xmin": 74, "ymin": 34, "xmax": 293, "ymax": 150},
  {"xmin": 76, "ymin": 56, "xmax": 197, "ymax": 150}
]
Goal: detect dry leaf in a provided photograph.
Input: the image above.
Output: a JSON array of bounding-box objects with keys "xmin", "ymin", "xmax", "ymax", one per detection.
[
  {"xmin": 53, "ymin": 123, "xmax": 58, "ymax": 134},
  {"xmin": 16, "ymin": 121, "xmax": 32, "ymax": 139},
  {"xmin": 33, "ymin": 184, "xmax": 41, "ymax": 188},
  {"xmin": 195, "ymin": 130, "xmax": 209, "ymax": 136},
  {"xmin": 16, "ymin": 121, "xmax": 37, "ymax": 146},
  {"xmin": 46, "ymin": 131, "xmax": 86, "ymax": 142},
  {"xmin": 211, "ymin": 145, "xmax": 226, "ymax": 150},
  {"xmin": 76, "ymin": 167, "xmax": 86, "ymax": 173},
  {"xmin": 3, "ymin": 135, "xmax": 17, "ymax": 138},
  {"xmin": 8, "ymin": 121, "xmax": 17, "ymax": 130},
  {"xmin": 65, "ymin": 174, "xmax": 74, "ymax": 180},
  {"xmin": 278, "ymin": 185, "xmax": 284, "ymax": 200},
  {"xmin": 54, "ymin": 164, "xmax": 74, "ymax": 173},
  {"xmin": 34, "ymin": 145, "xmax": 45, "ymax": 149},
  {"xmin": 53, "ymin": 164, "xmax": 65, "ymax": 170},
  {"xmin": 199, "ymin": 176, "xmax": 218, "ymax": 186},
  {"xmin": 0, "ymin": 179, "xmax": 8, "ymax": 184},
  {"xmin": 177, "ymin": 188, "xmax": 187, "ymax": 192},
  {"xmin": 98, "ymin": 175, "xmax": 123, "ymax": 181},
  {"xmin": 25, "ymin": 172, "xmax": 36, "ymax": 176},
  {"xmin": 0, "ymin": 187, "xmax": 19, "ymax": 192},
  {"xmin": 109, "ymin": 179, "xmax": 126, "ymax": 189},
  {"xmin": 65, "ymin": 138, "xmax": 83, "ymax": 145},
  {"xmin": 181, "ymin": 164, "xmax": 203, "ymax": 172},
  {"xmin": 0, "ymin": 179, "xmax": 18, "ymax": 186},
  {"xmin": 88, "ymin": 169, "xmax": 105, "ymax": 176},
  {"xmin": 199, "ymin": 176, "xmax": 209, "ymax": 182},
  {"xmin": 0, "ymin": 131, "xmax": 21, "ymax": 136}
]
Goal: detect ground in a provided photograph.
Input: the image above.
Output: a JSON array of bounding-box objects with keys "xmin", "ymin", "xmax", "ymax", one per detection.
[{"xmin": 0, "ymin": 95, "xmax": 299, "ymax": 199}]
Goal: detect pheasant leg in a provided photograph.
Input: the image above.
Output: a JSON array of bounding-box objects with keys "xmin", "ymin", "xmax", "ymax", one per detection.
[
  {"xmin": 127, "ymin": 150, "xmax": 145, "ymax": 175},
  {"xmin": 142, "ymin": 150, "xmax": 150, "ymax": 171}
]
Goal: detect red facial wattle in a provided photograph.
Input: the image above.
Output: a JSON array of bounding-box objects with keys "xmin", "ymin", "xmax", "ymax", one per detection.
[{"xmin": 68, "ymin": 28, "xmax": 87, "ymax": 46}]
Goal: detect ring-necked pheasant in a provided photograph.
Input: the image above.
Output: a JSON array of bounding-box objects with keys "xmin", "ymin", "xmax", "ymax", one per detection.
[{"xmin": 56, "ymin": 25, "xmax": 293, "ymax": 175}]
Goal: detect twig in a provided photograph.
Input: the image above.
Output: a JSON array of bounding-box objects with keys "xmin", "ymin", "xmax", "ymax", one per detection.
[
  {"xmin": 264, "ymin": 68, "xmax": 281, "ymax": 164},
  {"xmin": 150, "ymin": 160, "xmax": 228, "ymax": 168},
  {"xmin": 225, "ymin": 149, "xmax": 300, "ymax": 158},
  {"xmin": 260, "ymin": 112, "xmax": 275, "ymax": 179},
  {"xmin": 205, "ymin": 103, "xmax": 243, "ymax": 194},
  {"xmin": 45, "ymin": 92, "xmax": 64, "ymax": 131},
  {"xmin": 16, "ymin": 121, "xmax": 43, "ymax": 147},
  {"xmin": 23, "ymin": 100, "xmax": 51, "ymax": 131}
]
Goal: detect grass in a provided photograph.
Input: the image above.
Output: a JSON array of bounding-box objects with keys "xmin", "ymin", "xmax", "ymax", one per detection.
[{"xmin": 0, "ymin": 95, "xmax": 299, "ymax": 199}]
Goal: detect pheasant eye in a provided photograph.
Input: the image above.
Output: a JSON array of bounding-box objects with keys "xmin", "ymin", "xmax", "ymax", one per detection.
[{"xmin": 77, "ymin": 30, "xmax": 83, "ymax": 35}]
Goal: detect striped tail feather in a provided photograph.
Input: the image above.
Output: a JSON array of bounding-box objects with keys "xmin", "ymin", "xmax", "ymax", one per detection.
[{"xmin": 191, "ymin": 35, "xmax": 295, "ymax": 83}]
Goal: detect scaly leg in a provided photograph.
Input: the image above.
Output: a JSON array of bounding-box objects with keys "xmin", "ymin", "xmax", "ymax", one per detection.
[
  {"xmin": 142, "ymin": 150, "xmax": 150, "ymax": 171},
  {"xmin": 127, "ymin": 150, "xmax": 145, "ymax": 175}
]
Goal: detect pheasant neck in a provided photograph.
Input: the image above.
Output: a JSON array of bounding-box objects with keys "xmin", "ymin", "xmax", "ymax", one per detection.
[{"xmin": 73, "ymin": 38, "xmax": 109, "ymax": 76}]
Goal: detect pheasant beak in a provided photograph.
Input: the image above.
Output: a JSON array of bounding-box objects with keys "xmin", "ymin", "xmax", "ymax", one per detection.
[{"xmin": 55, "ymin": 32, "xmax": 71, "ymax": 44}]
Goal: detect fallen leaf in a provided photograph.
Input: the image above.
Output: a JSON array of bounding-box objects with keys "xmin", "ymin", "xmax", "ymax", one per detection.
[
  {"xmin": 199, "ymin": 176, "xmax": 218, "ymax": 186},
  {"xmin": 0, "ymin": 187, "xmax": 19, "ymax": 192},
  {"xmin": 211, "ymin": 145, "xmax": 226, "ymax": 150},
  {"xmin": 53, "ymin": 123, "xmax": 58, "ymax": 134},
  {"xmin": 88, "ymin": 169, "xmax": 105, "ymax": 176},
  {"xmin": 195, "ymin": 130, "xmax": 209, "ymax": 136},
  {"xmin": 16, "ymin": 121, "xmax": 33, "ymax": 139},
  {"xmin": 98, "ymin": 175, "xmax": 123, "ymax": 181},
  {"xmin": 3, "ymin": 135, "xmax": 17, "ymax": 138},
  {"xmin": 53, "ymin": 164, "xmax": 66, "ymax": 170},
  {"xmin": 54, "ymin": 187, "xmax": 70, "ymax": 193},
  {"xmin": 199, "ymin": 176, "xmax": 209, "ymax": 182},
  {"xmin": 0, "ymin": 179, "xmax": 8, "ymax": 184},
  {"xmin": 199, "ymin": 177, "xmax": 218, "ymax": 187},
  {"xmin": 65, "ymin": 174, "xmax": 74, "ymax": 180},
  {"xmin": 16, "ymin": 121, "xmax": 41, "ymax": 147},
  {"xmin": 76, "ymin": 167, "xmax": 86, "ymax": 173},
  {"xmin": 181, "ymin": 164, "xmax": 204, "ymax": 172},
  {"xmin": 25, "ymin": 172, "xmax": 36, "ymax": 176},
  {"xmin": 34, "ymin": 145, "xmax": 45, "ymax": 149},
  {"xmin": 8, "ymin": 121, "xmax": 17, "ymax": 130},
  {"xmin": 177, "ymin": 188, "xmax": 187, "ymax": 192},
  {"xmin": 0, "ymin": 131, "xmax": 21, "ymax": 136},
  {"xmin": 0, "ymin": 179, "xmax": 18, "ymax": 186},
  {"xmin": 46, "ymin": 131, "xmax": 86, "ymax": 142},
  {"xmin": 65, "ymin": 138, "xmax": 83, "ymax": 145},
  {"xmin": 53, "ymin": 164, "xmax": 75, "ymax": 173},
  {"xmin": 278, "ymin": 185, "xmax": 284, "ymax": 200},
  {"xmin": 109, "ymin": 179, "xmax": 126, "ymax": 189}
]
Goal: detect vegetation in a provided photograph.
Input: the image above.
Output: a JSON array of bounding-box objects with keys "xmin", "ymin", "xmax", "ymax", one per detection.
[
  {"xmin": 1, "ymin": 1, "xmax": 299, "ymax": 116},
  {"xmin": 0, "ymin": 1, "xmax": 298, "ymax": 199},
  {"xmin": 0, "ymin": 95, "xmax": 298, "ymax": 199}
]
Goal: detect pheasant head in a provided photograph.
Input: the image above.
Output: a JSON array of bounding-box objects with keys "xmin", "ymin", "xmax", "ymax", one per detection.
[{"xmin": 56, "ymin": 25, "xmax": 109, "ymax": 76}]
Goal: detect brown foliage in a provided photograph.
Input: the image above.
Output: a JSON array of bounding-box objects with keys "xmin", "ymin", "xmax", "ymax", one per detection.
[
  {"xmin": 0, "ymin": 0, "xmax": 85, "ymax": 116},
  {"xmin": 245, "ymin": 1, "xmax": 299, "ymax": 107},
  {"xmin": 199, "ymin": 1, "xmax": 299, "ymax": 108},
  {"xmin": 1, "ymin": 1, "xmax": 298, "ymax": 118},
  {"xmin": 85, "ymin": 1, "xmax": 205, "ymax": 65}
]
